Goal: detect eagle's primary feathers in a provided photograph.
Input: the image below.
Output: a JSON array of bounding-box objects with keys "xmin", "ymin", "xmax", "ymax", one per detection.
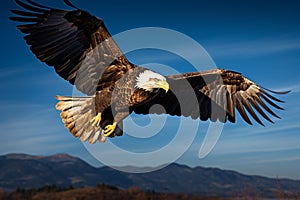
[{"xmin": 11, "ymin": 0, "xmax": 289, "ymax": 143}]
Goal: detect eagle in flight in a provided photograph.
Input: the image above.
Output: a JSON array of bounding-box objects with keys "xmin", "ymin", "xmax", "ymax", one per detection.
[{"xmin": 11, "ymin": 0, "xmax": 288, "ymax": 143}]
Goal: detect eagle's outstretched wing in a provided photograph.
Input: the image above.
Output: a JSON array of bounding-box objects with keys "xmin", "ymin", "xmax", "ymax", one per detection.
[
  {"xmin": 134, "ymin": 69, "xmax": 289, "ymax": 125},
  {"xmin": 10, "ymin": 0, "xmax": 133, "ymax": 95}
]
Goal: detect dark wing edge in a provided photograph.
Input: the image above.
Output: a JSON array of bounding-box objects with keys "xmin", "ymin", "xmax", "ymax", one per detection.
[
  {"xmin": 134, "ymin": 69, "xmax": 290, "ymax": 126},
  {"xmin": 10, "ymin": 0, "xmax": 132, "ymax": 95}
]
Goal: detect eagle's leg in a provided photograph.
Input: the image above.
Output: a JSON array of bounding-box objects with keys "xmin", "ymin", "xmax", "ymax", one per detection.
[
  {"xmin": 90, "ymin": 112, "xmax": 102, "ymax": 127},
  {"xmin": 104, "ymin": 111, "xmax": 128, "ymax": 137},
  {"xmin": 104, "ymin": 122, "xmax": 117, "ymax": 137}
]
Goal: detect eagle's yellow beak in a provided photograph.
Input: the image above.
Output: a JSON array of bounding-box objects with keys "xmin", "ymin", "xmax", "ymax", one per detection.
[{"xmin": 157, "ymin": 80, "xmax": 169, "ymax": 93}]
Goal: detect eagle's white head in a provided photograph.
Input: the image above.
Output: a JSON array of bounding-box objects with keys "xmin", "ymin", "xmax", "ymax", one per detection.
[{"xmin": 135, "ymin": 70, "xmax": 169, "ymax": 93}]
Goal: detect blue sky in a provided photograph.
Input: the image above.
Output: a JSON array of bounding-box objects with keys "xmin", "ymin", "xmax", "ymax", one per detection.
[{"xmin": 1, "ymin": 0, "xmax": 300, "ymax": 179}]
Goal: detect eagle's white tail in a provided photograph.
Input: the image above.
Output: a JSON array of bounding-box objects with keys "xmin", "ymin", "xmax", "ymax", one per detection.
[{"xmin": 55, "ymin": 96, "xmax": 106, "ymax": 143}]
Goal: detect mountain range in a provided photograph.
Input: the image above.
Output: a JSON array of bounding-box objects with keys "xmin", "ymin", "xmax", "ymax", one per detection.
[{"xmin": 0, "ymin": 153, "xmax": 299, "ymax": 197}]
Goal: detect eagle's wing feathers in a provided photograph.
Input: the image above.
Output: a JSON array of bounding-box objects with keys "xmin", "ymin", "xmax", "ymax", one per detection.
[
  {"xmin": 11, "ymin": 0, "xmax": 132, "ymax": 95},
  {"xmin": 134, "ymin": 69, "xmax": 288, "ymax": 125}
]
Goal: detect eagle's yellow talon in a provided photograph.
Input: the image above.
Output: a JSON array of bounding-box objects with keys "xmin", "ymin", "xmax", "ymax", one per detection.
[
  {"xmin": 90, "ymin": 113, "xmax": 102, "ymax": 127},
  {"xmin": 104, "ymin": 122, "xmax": 117, "ymax": 137}
]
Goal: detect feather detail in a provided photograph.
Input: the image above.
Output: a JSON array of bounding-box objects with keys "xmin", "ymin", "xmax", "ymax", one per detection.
[
  {"xmin": 134, "ymin": 69, "xmax": 288, "ymax": 126},
  {"xmin": 55, "ymin": 96, "xmax": 106, "ymax": 143}
]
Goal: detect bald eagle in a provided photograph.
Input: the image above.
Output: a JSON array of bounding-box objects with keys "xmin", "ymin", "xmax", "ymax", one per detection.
[{"xmin": 11, "ymin": 0, "xmax": 288, "ymax": 143}]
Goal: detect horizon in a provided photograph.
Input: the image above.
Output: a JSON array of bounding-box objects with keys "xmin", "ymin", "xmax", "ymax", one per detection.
[
  {"xmin": 2, "ymin": 152, "xmax": 300, "ymax": 182},
  {"xmin": 1, "ymin": 0, "xmax": 300, "ymax": 179}
]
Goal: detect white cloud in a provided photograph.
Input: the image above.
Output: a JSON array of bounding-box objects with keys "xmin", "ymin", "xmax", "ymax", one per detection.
[
  {"xmin": 0, "ymin": 63, "xmax": 40, "ymax": 79},
  {"xmin": 205, "ymin": 36, "xmax": 300, "ymax": 57},
  {"xmin": 0, "ymin": 105, "xmax": 74, "ymax": 154},
  {"xmin": 274, "ymin": 82, "xmax": 300, "ymax": 94}
]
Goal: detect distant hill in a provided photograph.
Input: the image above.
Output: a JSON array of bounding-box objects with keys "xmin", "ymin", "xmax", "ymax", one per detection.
[{"xmin": 0, "ymin": 153, "xmax": 299, "ymax": 197}]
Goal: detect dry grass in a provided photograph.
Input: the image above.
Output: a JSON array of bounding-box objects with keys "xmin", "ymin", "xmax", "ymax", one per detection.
[
  {"xmin": 1, "ymin": 180, "xmax": 299, "ymax": 200},
  {"xmin": 0, "ymin": 184, "xmax": 224, "ymax": 200},
  {"xmin": 232, "ymin": 178, "xmax": 300, "ymax": 200}
]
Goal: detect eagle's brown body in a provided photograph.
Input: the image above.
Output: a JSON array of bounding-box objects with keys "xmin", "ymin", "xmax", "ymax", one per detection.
[
  {"xmin": 93, "ymin": 67, "xmax": 160, "ymax": 137},
  {"xmin": 112, "ymin": 67, "xmax": 159, "ymax": 109},
  {"xmin": 11, "ymin": 0, "xmax": 288, "ymax": 143}
]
